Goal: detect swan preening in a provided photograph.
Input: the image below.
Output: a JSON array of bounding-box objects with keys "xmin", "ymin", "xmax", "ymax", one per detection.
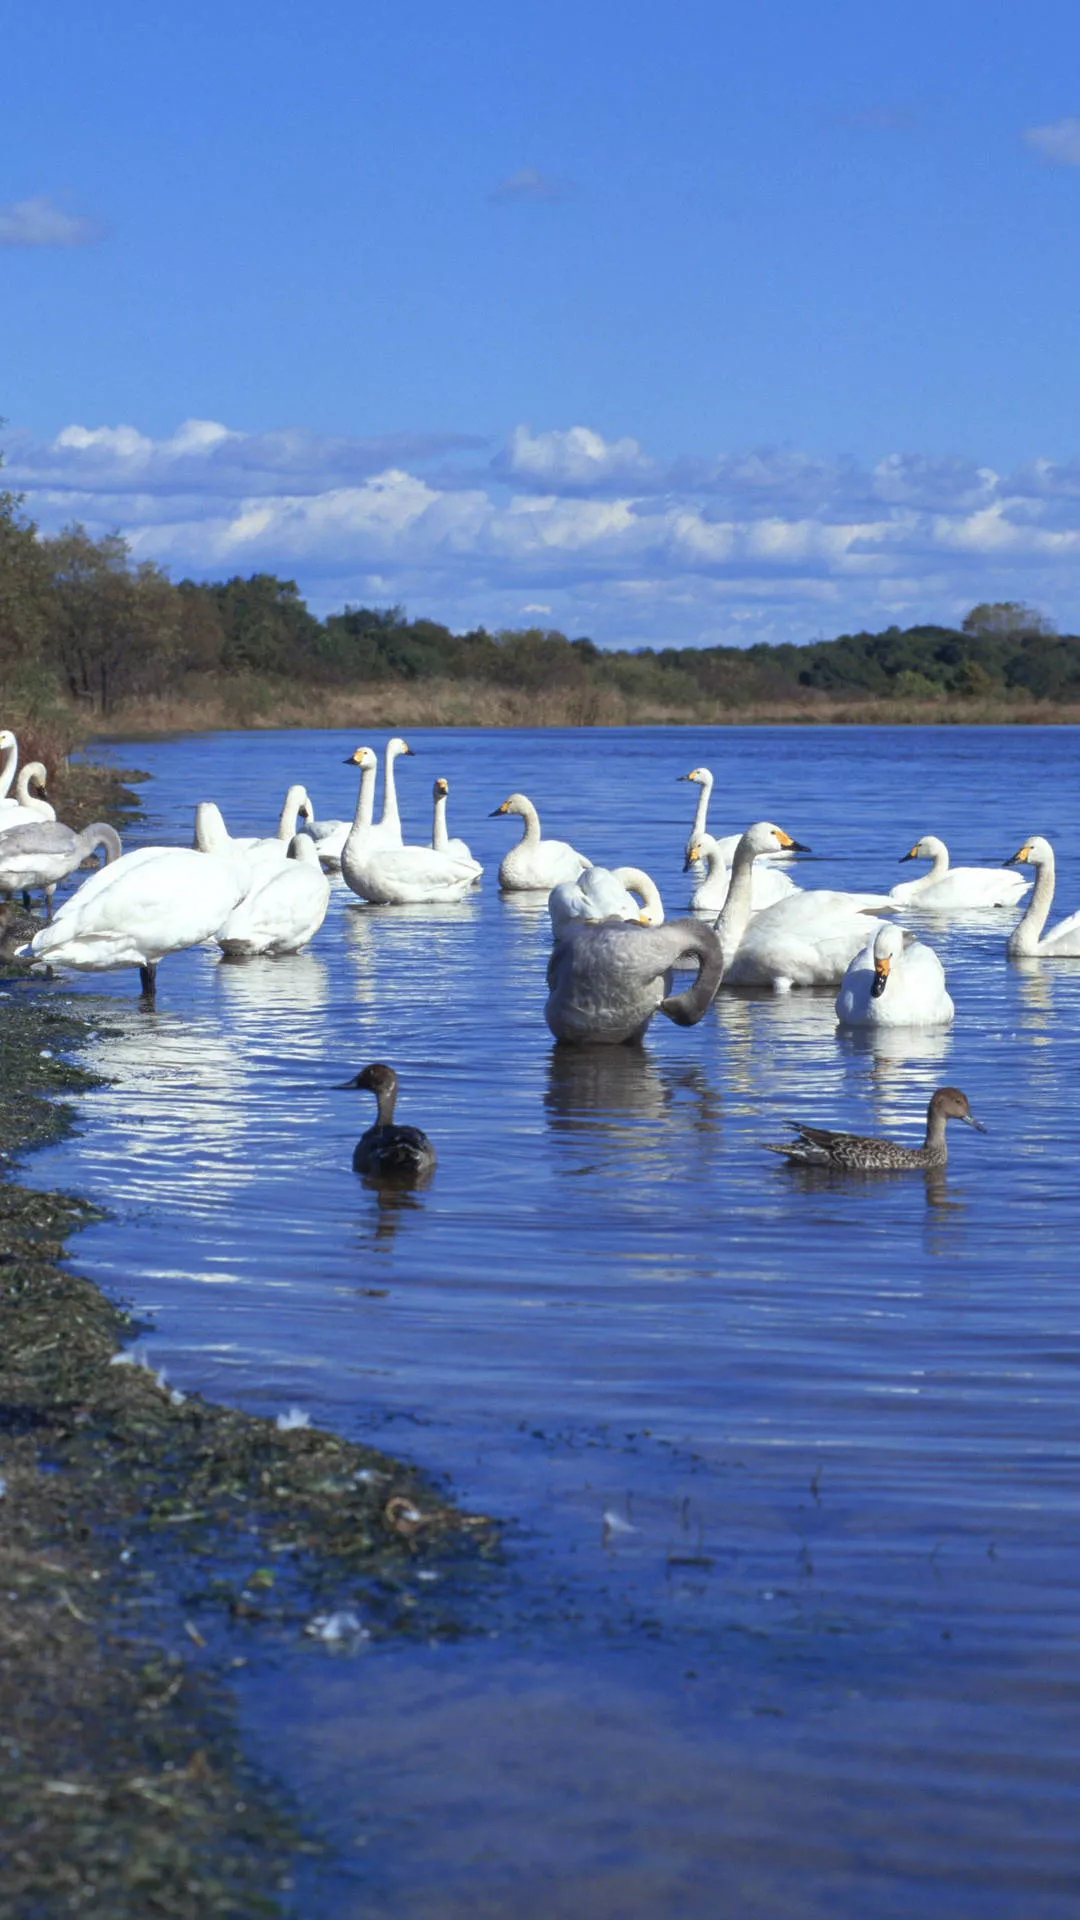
[
  {"xmin": 336, "ymin": 1062, "xmax": 436, "ymax": 1183},
  {"xmin": 491, "ymin": 793, "xmax": 589, "ymax": 892},
  {"xmin": 835, "ymin": 923, "xmax": 954, "ymax": 1029},
  {"xmin": 891, "ymin": 835, "xmax": 1030, "ymax": 910},
  {"xmin": 1004, "ymin": 837, "xmax": 1080, "ymax": 957},
  {"xmin": 767, "ymin": 1086, "xmax": 985, "ymax": 1171},
  {"xmin": 547, "ymin": 865, "xmax": 664, "ymax": 936},
  {"xmin": 545, "ymin": 917, "xmax": 724, "ymax": 1044}
]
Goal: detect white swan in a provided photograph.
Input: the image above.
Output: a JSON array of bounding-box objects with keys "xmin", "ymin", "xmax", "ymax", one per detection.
[
  {"xmin": 718, "ymin": 823, "xmax": 888, "ymax": 990},
  {"xmin": 340, "ymin": 751, "xmax": 476, "ymax": 903},
  {"xmin": 685, "ymin": 833, "xmax": 798, "ymax": 914},
  {"xmin": 611, "ymin": 867, "xmax": 665, "ymax": 925},
  {"xmin": 545, "ymin": 917, "xmax": 725, "ymax": 1044},
  {"xmin": 491, "ymin": 793, "xmax": 589, "ymax": 891},
  {"xmin": 548, "ymin": 866, "xmax": 651, "ymax": 936},
  {"xmin": 680, "ymin": 766, "xmax": 714, "ymax": 877},
  {"xmin": 371, "ymin": 737, "xmax": 413, "ymax": 849},
  {"xmin": 0, "ymin": 763, "xmax": 56, "ymax": 829},
  {"xmin": 431, "ymin": 778, "xmax": 481, "ymax": 875},
  {"xmin": 300, "ymin": 799, "xmax": 352, "ymax": 869},
  {"xmin": 217, "ymin": 835, "xmax": 330, "ymax": 956},
  {"xmin": 22, "ymin": 846, "xmax": 247, "ymax": 998},
  {"xmin": 0, "ymin": 730, "xmax": 16, "ymax": 800},
  {"xmin": 835, "ymin": 923, "xmax": 954, "ymax": 1028},
  {"xmin": 890, "ymin": 834, "xmax": 1030, "ymax": 910},
  {"xmin": 0, "ymin": 820, "xmax": 121, "ymax": 917},
  {"xmin": 1004, "ymin": 837, "xmax": 1080, "ymax": 956}
]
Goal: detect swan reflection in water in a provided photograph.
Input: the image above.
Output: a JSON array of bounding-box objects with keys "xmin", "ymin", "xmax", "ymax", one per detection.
[
  {"xmin": 341, "ymin": 892, "xmax": 482, "ymax": 1007},
  {"xmin": 213, "ymin": 950, "xmax": 331, "ymax": 1018},
  {"xmin": 545, "ymin": 1045, "xmax": 721, "ymax": 1156}
]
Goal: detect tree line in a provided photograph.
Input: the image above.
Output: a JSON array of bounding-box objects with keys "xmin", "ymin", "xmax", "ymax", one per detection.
[{"xmin": 3, "ymin": 462, "xmax": 1079, "ymax": 724}]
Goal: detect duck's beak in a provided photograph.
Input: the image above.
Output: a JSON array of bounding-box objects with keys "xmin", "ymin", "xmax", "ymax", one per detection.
[
  {"xmin": 333, "ymin": 1077, "xmax": 360, "ymax": 1090},
  {"xmin": 961, "ymin": 1112, "xmax": 987, "ymax": 1132}
]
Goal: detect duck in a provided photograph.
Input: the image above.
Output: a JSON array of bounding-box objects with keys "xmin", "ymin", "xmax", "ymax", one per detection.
[
  {"xmin": 21, "ymin": 846, "xmax": 247, "ymax": 999},
  {"xmin": 0, "ymin": 820, "xmax": 122, "ymax": 918},
  {"xmin": 491, "ymin": 793, "xmax": 590, "ymax": 892},
  {"xmin": 766, "ymin": 1086, "xmax": 985, "ymax": 1170},
  {"xmin": 335, "ymin": 1062, "xmax": 436, "ymax": 1184},
  {"xmin": 430, "ymin": 778, "xmax": 481, "ymax": 875},
  {"xmin": 835, "ymin": 922, "xmax": 954, "ymax": 1028},
  {"xmin": 717, "ymin": 823, "xmax": 890, "ymax": 990},
  {"xmin": 1004, "ymin": 837, "xmax": 1080, "ymax": 956},
  {"xmin": 685, "ymin": 833, "xmax": 798, "ymax": 914},
  {"xmin": 216, "ymin": 835, "xmax": 331, "ymax": 956},
  {"xmin": 0, "ymin": 763, "xmax": 56, "ymax": 829},
  {"xmin": 544, "ymin": 917, "xmax": 725, "ymax": 1045},
  {"xmin": 890, "ymin": 835, "xmax": 1030, "ymax": 910}
]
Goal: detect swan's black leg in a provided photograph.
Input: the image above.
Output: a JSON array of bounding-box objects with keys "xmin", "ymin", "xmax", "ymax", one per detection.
[
  {"xmin": 138, "ymin": 963, "xmax": 157, "ymax": 1002},
  {"xmin": 21, "ymin": 891, "xmax": 31, "ymax": 911}
]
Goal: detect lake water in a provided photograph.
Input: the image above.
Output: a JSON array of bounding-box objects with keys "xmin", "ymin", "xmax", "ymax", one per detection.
[{"xmin": 25, "ymin": 726, "xmax": 1080, "ymax": 1917}]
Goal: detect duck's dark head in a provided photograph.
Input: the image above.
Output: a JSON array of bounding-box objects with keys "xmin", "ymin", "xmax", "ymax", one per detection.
[{"xmin": 335, "ymin": 1062, "xmax": 398, "ymax": 1097}]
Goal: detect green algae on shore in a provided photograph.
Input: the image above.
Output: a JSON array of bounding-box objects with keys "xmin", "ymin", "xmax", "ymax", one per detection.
[{"xmin": 0, "ymin": 983, "xmax": 495, "ymax": 1918}]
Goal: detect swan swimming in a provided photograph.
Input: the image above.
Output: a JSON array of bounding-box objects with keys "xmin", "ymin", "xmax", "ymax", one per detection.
[
  {"xmin": 431, "ymin": 778, "xmax": 481, "ymax": 875},
  {"xmin": 718, "ymin": 823, "xmax": 890, "ymax": 990},
  {"xmin": 370, "ymin": 737, "xmax": 413, "ymax": 850},
  {"xmin": 217, "ymin": 835, "xmax": 331, "ymax": 956},
  {"xmin": 491, "ymin": 793, "xmax": 590, "ymax": 892},
  {"xmin": 22, "ymin": 846, "xmax": 247, "ymax": 998},
  {"xmin": 544, "ymin": 916, "xmax": 724, "ymax": 1044},
  {"xmin": 0, "ymin": 820, "xmax": 121, "ymax": 917},
  {"xmin": 766, "ymin": 1087, "xmax": 984, "ymax": 1170},
  {"xmin": 835, "ymin": 922, "xmax": 954, "ymax": 1028},
  {"xmin": 1004, "ymin": 837, "xmax": 1080, "ymax": 957},
  {"xmin": 335, "ymin": 1062, "xmax": 436, "ymax": 1184},
  {"xmin": 685, "ymin": 833, "xmax": 798, "ymax": 914},
  {"xmin": 680, "ymin": 766, "xmax": 714, "ymax": 878},
  {"xmin": 890, "ymin": 835, "xmax": 1030, "ymax": 910},
  {"xmin": 341, "ymin": 753, "xmax": 477, "ymax": 903}
]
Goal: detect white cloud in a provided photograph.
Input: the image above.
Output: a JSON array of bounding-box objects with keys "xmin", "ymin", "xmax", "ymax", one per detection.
[
  {"xmin": 10, "ymin": 415, "xmax": 1080, "ymax": 647},
  {"xmin": 0, "ymin": 194, "xmax": 99, "ymax": 247},
  {"xmin": 1023, "ymin": 117, "xmax": 1080, "ymax": 165}
]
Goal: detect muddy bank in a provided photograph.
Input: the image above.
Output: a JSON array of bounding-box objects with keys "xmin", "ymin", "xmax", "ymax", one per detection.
[{"xmin": 0, "ymin": 981, "xmax": 494, "ymax": 1918}]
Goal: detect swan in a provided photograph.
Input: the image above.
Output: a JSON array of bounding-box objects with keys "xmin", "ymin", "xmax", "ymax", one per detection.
[
  {"xmin": 0, "ymin": 730, "xmax": 16, "ymax": 800},
  {"xmin": 491, "ymin": 793, "xmax": 589, "ymax": 891},
  {"xmin": 371, "ymin": 737, "xmax": 413, "ymax": 849},
  {"xmin": 548, "ymin": 866, "xmax": 652, "ymax": 936},
  {"xmin": 611, "ymin": 867, "xmax": 665, "ymax": 925},
  {"xmin": 299, "ymin": 798, "xmax": 352, "ymax": 869},
  {"xmin": 890, "ymin": 834, "xmax": 1030, "ymax": 910},
  {"xmin": 0, "ymin": 764, "xmax": 56, "ymax": 829},
  {"xmin": 217, "ymin": 835, "xmax": 331, "ymax": 956},
  {"xmin": 680, "ymin": 766, "xmax": 714, "ymax": 877},
  {"xmin": 718, "ymin": 823, "xmax": 890, "ymax": 990},
  {"xmin": 544, "ymin": 917, "xmax": 724, "ymax": 1044},
  {"xmin": 835, "ymin": 923, "xmax": 954, "ymax": 1028},
  {"xmin": 198, "ymin": 784, "xmax": 314, "ymax": 860},
  {"xmin": 685, "ymin": 833, "xmax": 798, "ymax": 914},
  {"xmin": 431, "ymin": 778, "xmax": 481, "ymax": 875},
  {"xmin": 0, "ymin": 821, "xmax": 121, "ymax": 917},
  {"xmin": 22, "ymin": 846, "xmax": 247, "ymax": 998},
  {"xmin": 1004, "ymin": 837, "xmax": 1080, "ymax": 956},
  {"xmin": 766, "ymin": 1086, "xmax": 985, "ymax": 1170},
  {"xmin": 339, "ymin": 749, "xmax": 476, "ymax": 903},
  {"xmin": 335, "ymin": 1062, "xmax": 436, "ymax": 1183}
]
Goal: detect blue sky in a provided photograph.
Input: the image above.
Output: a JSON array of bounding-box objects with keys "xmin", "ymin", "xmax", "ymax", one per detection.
[{"xmin": 5, "ymin": 0, "xmax": 1080, "ymax": 646}]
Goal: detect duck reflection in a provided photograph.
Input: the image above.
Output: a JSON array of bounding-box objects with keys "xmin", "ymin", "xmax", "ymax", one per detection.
[{"xmin": 356, "ymin": 1185, "xmax": 426, "ymax": 1254}]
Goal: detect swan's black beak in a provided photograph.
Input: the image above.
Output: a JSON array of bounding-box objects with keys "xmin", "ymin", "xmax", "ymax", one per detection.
[
  {"xmin": 899, "ymin": 850, "xmax": 916, "ymax": 863},
  {"xmin": 682, "ymin": 849, "xmax": 697, "ymax": 872},
  {"xmin": 488, "ymin": 805, "xmax": 507, "ymax": 817},
  {"xmin": 787, "ymin": 840, "xmax": 811, "ymax": 853}
]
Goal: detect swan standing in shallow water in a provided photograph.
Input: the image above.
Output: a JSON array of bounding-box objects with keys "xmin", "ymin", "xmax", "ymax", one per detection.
[
  {"xmin": 217, "ymin": 835, "xmax": 331, "ymax": 956},
  {"xmin": 492, "ymin": 793, "xmax": 589, "ymax": 891},
  {"xmin": 766, "ymin": 1086, "xmax": 985, "ymax": 1170},
  {"xmin": 430, "ymin": 778, "xmax": 481, "ymax": 875},
  {"xmin": 22, "ymin": 846, "xmax": 246, "ymax": 999},
  {"xmin": 835, "ymin": 922, "xmax": 954, "ymax": 1028},
  {"xmin": 685, "ymin": 834, "xmax": 798, "ymax": 914},
  {"xmin": 336, "ymin": 1063, "xmax": 436, "ymax": 1183},
  {"xmin": 1004, "ymin": 837, "xmax": 1080, "ymax": 956},
  {"xmin": 545, "ymin": 917, "xmax": 724, "ymax": 1044},
  {"xmin": 890, "ymin": 835, "xmax": 1030, "ymax": 910},
  {"xmin": 0, "ymin": 821, "xmax": 121, "ymax": 917}
]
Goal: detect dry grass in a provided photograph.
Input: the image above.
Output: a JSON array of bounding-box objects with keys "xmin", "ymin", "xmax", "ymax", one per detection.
[{"xmin": 87, "ymin": 674, "xmax": 1080, "ymax": 737}]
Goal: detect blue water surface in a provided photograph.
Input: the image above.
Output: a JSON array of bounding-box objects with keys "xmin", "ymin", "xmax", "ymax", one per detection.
[{"xmin": 23, "ymin": 726, "xmax": 1080, "ymax": 1918}]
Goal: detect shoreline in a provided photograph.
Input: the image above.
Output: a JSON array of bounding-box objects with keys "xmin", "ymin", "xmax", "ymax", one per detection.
[
  {"xmin": 80, "ymin": 677, "xmax": 1080, "ymax": 739},
  {"xmin": 0, "ymin": 975, "xmax": 493, "ymax": 1915}
]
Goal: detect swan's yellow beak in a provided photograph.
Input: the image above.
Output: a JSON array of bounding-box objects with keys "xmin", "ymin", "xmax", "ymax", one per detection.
[
  {"xmin": 436, "ymin": 778, "xmax": 448, "ymax": 792},
  {"xmin": 871, "ymin": 955, "xmax": 891, "ymax": 998},
  {"xmin": 776, "ymin": 830, "xmax": 795, "ymax": 848},
  {"xmin": 1007, "ymin": 842, "xmax": 1033, "ymax": 865},
  {"xmin": 638, "ymin": 911, "xmax": 651, "ymax": 924}
]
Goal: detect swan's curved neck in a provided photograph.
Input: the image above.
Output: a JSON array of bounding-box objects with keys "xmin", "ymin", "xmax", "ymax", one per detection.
[
  {"xmin": 275, "ymin": 785, "xmax": 310, "ymax": 841},
  {"xmin": 1012, "ymin": 856, "xmax": 1056, "ymax": 951},
  {"xmin": 194, "ymin": 802, "xmax": 230, "ymax": 852},
  {"xmin": 690, "ymin": 774, "xmax": 712, "ymax": 843},
  {"xmin": 348, "ymin": 762, "xmax": 377, "ymax": 837},
  {"xmin": 613, "ymin": 867, "xmax": 663, "ymax": 924},
  {"xmin": 515, "ymin": 799, "xmax": 541, "ymax": 844},
  {"xmin": 908, "ymin": 844, "xmax": 949, "ymax": 893},
  {"xmin": 716, "ymin": 837, "xmax": 757, "ymax": 955},
  {"xmin": 0, "ymin": 736, "xmax": 16, "ymax": 801},
  {"xmin": 83, "ymin": 823, "xmax": 122, "ymax": 864},
  {"xmin": 15, "ymin": 763, "xmax": 47, "ymax": 805},
  {"xmin": 380, "ymin": 747, "xmax": 404, "ymax": 833},
  {"xmin": 659, "ymin": 922, "xmax": 725, "ymax": 1026},
  {"xmin": 432, "ymin": 791, "xmax": 449, "ymax": 852}
]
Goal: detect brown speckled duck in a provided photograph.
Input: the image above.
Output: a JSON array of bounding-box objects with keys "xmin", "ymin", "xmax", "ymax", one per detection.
[{"xmin": 766, "ymin": 1086, "xmax": 985, "ymax": 1171}]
